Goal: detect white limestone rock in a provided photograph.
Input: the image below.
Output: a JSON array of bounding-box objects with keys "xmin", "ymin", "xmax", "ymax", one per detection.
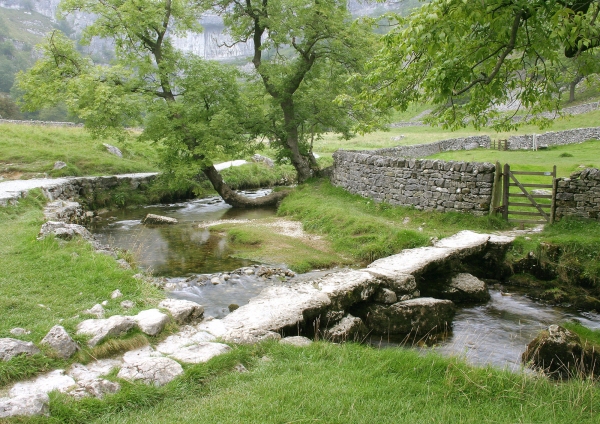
[
  {"xmin": 159, "ymin": 299, "xmax": 204, "ymax": 324},
  {"xmin": 358, "ymin": 297, "xmax": 456, "ymax": 335},
  {"xmin": 68, "ymin": 359, "xmax": 122, "ymax": 381},
  {"xmin": 53, "ymin": 161, "xmax": 67, "ymax": 170},
  {"xmin": 9, "ymin": 369, "xmax": 76, "ymax": 397},
  {"xmin": 9, "ymin": 328, "xmax": 30, "ymax": 336},
  {"xmin": 121, "ymin": 300, "xmax": 134, "ymax": 309},
  {"xmin": 68, "ymin": 378, "xmax": 121, "ymax": 399},
  {"xmin": 111, "ymin": 289, "xmax": 123, "ymax": 299},
  {"xmin": 373, "ymin": 288, "xmax": 398, "ymax": 304},
  {"xmin": 443, "ymin": 273, "xmax": 490, "ymax": 303},
  {"xmin": 0, "ymin": 338, "xmax": 40, "ymax": 361},
  {"xmin": 117, "ymin": 357, "xmax": 183, "ymax": 386},
  {"xmin": 103, "ymin": 143, "xmax": 123, "ymax": 158},
  {"xmin": 164, "ymin": 342, "xmax": 231, "ymax": 364},
  {"xmin": 122, "ymin": 346, "xmax": 162, "ymax": 363},
  {"xmin": 76, "ymin": 315, "xmax": 137, "ymax": 347},
  {"xmin": 142, "ymin": 214, "xmax": 178, "ymax": 225},
  {"xmin": 84, "ymin": 303, "xmax": 105, "ymax": 318},
  {"xmin": 0, "ymin": 393, "xmax": 49, "ymax": 418},
  {"xmin": 40, "ymin": 325, "xmax": 78, "ymax": 359},
  {"xmin": 323, "ymin": 315, "xmax": 368, "ymax": 343},
  {"xmin": 279, "ymin": 336, "xmax": 313, "ymax": 347},
  {"xmin": 134, "ymin": 309, "xmax": 170, "ymax": 336}
]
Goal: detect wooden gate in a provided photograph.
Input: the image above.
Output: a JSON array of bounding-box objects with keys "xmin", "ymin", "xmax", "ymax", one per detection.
[{"xmin": 501, "ymin": 164, "xmax": 557, "ymax": 224}]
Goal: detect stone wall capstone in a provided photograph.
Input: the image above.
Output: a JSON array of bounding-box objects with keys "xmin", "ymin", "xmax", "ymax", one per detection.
[
  {"xmin": 331, "ymin": 151, "xmax": 495, "ymax": 215},
  {"xmin": 555, "ymin": 168, "xmax": 600, "ymax": 221}
]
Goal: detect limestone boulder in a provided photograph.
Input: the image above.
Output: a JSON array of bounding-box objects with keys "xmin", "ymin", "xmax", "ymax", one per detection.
[
  {"xmin": 357, "ymin": 298, "xmax": 455, "ymax": 335},
  {"xmin": 68, "ymin": 359, "xmax": 122, "ymax": 381},
  {"xmin": 323, "ymin": 315, "xmax": 368, "ymax": 343},
  {"xmin": 159, "ymin": 298, "xmax": 204, "ymax": 324},
  {"xmin": 373, "ymin": 288, "xmax": 398, "ymax": 304},
  {"xmin": 103, "ymin": 143, "xmax": 122, "ymax": 158},
  {"xmin": 37, "ymin": 221, "xmax": 98, "ymax": 244},
  {"xmin": 0, "ymin": 338, "xmax": 40, "ymax": 361},
  {"xmin": 522, "ymin": 324, "xmax": 599, "ymax": 379},
  {"xmin": 0, "ymin": 394, "xmax": 49, "ymax": 418},
  {"xmin": 441, "ymin": 273, "xmax": 490, "ymax": 303},
  {"xmin": 280, "ymin": 336, "xmax": 313, "ymax": 347},
  {"xmin": 251, "ymin": 154, "xmax": 275, "ymax": 167},
  {"xmin": 68, "ymin": 379, "xmax": 121, "ymax": 399},
  {"xmin": 164, "ymin": 342, "xmax": 231, "ymax": 364},
  {"xmin": 316, "ymin": 270, "xmax": 381, "ymax": 310},
  {"xmin": 40, "ymin": 325, "xmax": 78, "ymax": 359},
  {"xmin": 117, "ymin": 357, "xmax": 183, "ymax": 386},
  {"xmin": 76, "ymin": 315, "xmax": 137, "ymax": 347},
  {"xmin": 142, "ymin": 214, "xmax": 178, "ymax": 225},
  {"xmin": 134, "ymin": 309, "xmax": 170, "ymax": 336}
]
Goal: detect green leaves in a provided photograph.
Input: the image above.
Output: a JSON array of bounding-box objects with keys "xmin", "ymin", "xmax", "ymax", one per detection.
[{"xmin": 361, "ymin": 0, "xmax": 600, "ymax": 131}]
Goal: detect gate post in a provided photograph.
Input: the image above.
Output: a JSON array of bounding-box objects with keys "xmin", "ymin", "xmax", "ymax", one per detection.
[
  {"xmin": 550, "ymin": 165, "xmax": 557, "ymax": 224},
  {"xmin": 489, "ymin": 161, "xmax": 502, "ymax": 216},
  {"xmin": 502, "ymin": 163, "xmax": 510, "ymax": 221}
]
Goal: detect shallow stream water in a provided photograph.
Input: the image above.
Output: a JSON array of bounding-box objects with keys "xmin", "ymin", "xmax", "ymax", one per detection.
[{"xmin": 90, "ymin": 196, "xmax": 600, "ymax": 370}]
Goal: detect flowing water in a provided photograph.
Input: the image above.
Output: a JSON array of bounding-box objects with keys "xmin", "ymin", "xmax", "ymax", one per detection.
[{"xmin": 90, "ymin": 196, "xmax": 600, "ymax": 370}]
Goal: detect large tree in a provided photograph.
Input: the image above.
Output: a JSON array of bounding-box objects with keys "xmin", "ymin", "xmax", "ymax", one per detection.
[
  {"xmin": 17, "ymin": 0, "xmax": 285, "ymax": 207},
  {"xmin": 361, "ymin": 0, "xmax": 600, "ymax": 130},
  {"xmin": 207, "ymin": 0, "xmax": 385, "ymax": 183}
]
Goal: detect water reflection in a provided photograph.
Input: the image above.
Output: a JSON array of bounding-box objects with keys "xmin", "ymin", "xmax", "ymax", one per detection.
[{"xmin": 89, "ymin": 190, "xmax": 276, "ymax": 276}]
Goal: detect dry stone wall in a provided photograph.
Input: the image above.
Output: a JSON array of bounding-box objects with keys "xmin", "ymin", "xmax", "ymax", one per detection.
[
  {"xmin": 555, "ymin": 168, "xmax": 600, "ymax": 221},
  {"xmin": 331, "ymin": 151, "xmax": 495, "ymax": 215},
  {"xmin": 507, "ymin": 127, "xmax": 600, "ymax": 150},
  {"xmin": 368, "ymin": 135, "xmax": 491, "ymax": 159}
]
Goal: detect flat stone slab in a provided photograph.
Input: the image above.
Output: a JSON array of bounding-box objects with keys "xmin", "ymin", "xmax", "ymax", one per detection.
[
  {"xmin": 0, "ymin": 393, "xmax": 49, "ymax": 418},
  {"xmin": 117, "ymin": 357, "xmax": 183, "ymax": 386},
  {"xmin": 0, "ymin": 338, "xmax": 40, "ymax": 361},
  {"xmin": 368, "ymin": 231, "xmax": 490, "ymax": 277},
  {"xmin": 9, "ymin": 370, "xmax": 76, "ymax": 397},
  {"xmin": 76, "ymin": 315, "xmax": 137, "ymax": 347}
]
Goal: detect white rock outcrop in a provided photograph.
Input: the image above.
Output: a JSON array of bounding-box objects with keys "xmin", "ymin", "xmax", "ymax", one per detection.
[
  {"xmin": 0, "ymin": 338, "xmax": 40, "ymax": 361},
  {"xmin": 159, "ymin": 299, "xmax": 204, "ymax": 324},
  {"xmin": 134, "ymin": 309, "xmax": 170, "ymax": 336},
  {"xmin": 117, "ymin": 357, "xmax": 183, "ymax": 386},
  {"xmin": 76, "ymin": 315, "xmax": 137, "ymax": 347},
  {"xmin": 40, "ymin": 325, "xmax": 78, "ymax": 359}
]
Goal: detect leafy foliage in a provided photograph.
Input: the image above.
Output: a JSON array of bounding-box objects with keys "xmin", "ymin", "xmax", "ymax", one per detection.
[{"xmin": 361, "ymin": 0, "xmax": 600, "ymax": 130}]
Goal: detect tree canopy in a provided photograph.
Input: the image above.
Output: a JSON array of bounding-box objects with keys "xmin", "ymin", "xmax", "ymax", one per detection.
[
  {"xmin": 362, "ymin": 0, "xmax": 600, "ymax": 130},
  {"xmin": 207, "ymin": 0, "xmax": 386, "ymax": 182}
]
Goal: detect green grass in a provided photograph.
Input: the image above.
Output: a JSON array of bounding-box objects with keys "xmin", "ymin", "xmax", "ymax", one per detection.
[
  {"xmin": 314, "ymin": 109, "xmax": 600, "ymax": 154},
  {"xmin": 277, "ymin": 179, "xmax": 509, "ymax": 264},
  {"xmin": 428, "ymin": 139, "xmax": 600, "ymax": 178},
  {"xmin": 0, "ymin": 192, "xmax": 164, "ymax": 386},
  {"xmin": 564, "ymin": 322, "xmax": 600, "ymax": 348},
  {"xmin": 24, "ymin": 341, "xmax": 598, "ymax": 423},
  {"xmin": 0, "ymin": 124, "xmax": 158, "ymax": 178}
]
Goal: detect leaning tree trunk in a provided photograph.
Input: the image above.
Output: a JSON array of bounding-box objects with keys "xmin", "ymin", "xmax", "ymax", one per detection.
[{"xmin": 202, "ymin": 165, "xmax": 290, "ymax": 208}]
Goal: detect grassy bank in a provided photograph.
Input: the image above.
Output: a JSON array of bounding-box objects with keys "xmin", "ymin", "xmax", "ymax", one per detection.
[
  {"xmin": 0, "ymin": 124, "xmax": 158, "ymax": 179},
  {"xmin": 506, "ymin": 217, "xmax": 600, "ymax": 309},
  {"xmin": 429, "ymin": 139, "xmax": 600, "ymax": 178},
  {"xmin": 0, "ymin": 192, "xmax": 163, "ymax": 385},
  {"xmin": 31, "ymin": 341, "xmax": 598, "ymax": 423},
  {"xmin": 214, "ymin": 179, "xmax": 509, "ymax": 271}
]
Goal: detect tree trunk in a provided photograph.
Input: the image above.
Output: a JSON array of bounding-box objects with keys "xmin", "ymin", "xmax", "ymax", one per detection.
[
  {"xmin": 569, "ymin": 74, "xmax": 584, "ymax": 103},
  {"xmin": 202, "ymin": 165, "xmax": 290, "ymax": 208},
  {"xmin": 281, "ymin": 98, "xmax": 316, "ymax": 183}
]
